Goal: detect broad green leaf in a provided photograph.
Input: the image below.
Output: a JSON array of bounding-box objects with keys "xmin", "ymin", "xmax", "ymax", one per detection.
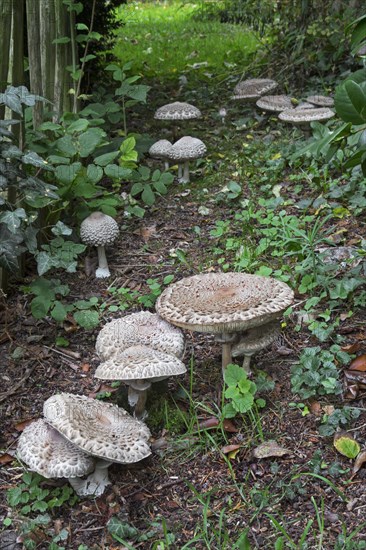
[
  {"xmin": 55, "ymin": 162, "xmax": 82, "ymax": 185},
  {"xmin": 0, "ymin": 208, "xmax": 26, "ymax": 233},
  {"xmin": 344, "ymin": 80, "xmax": 366, "ymax": 119},
  {"xmin": 31, "ymin": 295, "xmax": 51, "ymax": 318},
  {"xmin": 334, "ymin": 433, "xmax": 360, "ymax": 459},
  {"xmin": 78, "ymin": 128, "xmax": 105, "ymax": 158},
  {"xmin": 51, "ymin": 301, "xmax": 68, "ymax": 322},
  {"xmin": 94, "ymin": 151, "xmax": 119, "ymax": 166},
  {"xmin": 56, "ymin": 135, "xmax": 77, "ymax": 157},
  {"xmin": 73, "ymin": 310, "xmax": 99, "ymax": 329},
  {"xmin": 51, "ymin": 221, "xmax": 72, "ymax": 236},
  {"xmin": 224, "ymin": 364, "xmax": 248, "ymax": 387},
  {"xmin": 335, "ymin": 71, "xmax": 366, "ymax": 124},
  {"xmin": 141, "ymin": 184, "xmax": 155, "ymax": 205},
  {"xmin": 104, "ymin": 164, "xmax": 132, "ymax": 180},
  {"xmin": 87, "ymin": 164, "xmax": 103, "ymax": 184},
  {"xmin": 67, "ymin": 118, "xmax": 89, "ymax": 133},
  {"xmin": 36, "ymin": 251, "xmax": 53, "ymax": 275},
  {"xmin": 153, "ymin": 180, "xmax": 168, "ymax": 194},
  {"xmin": 130, "ymin": 182, "xmax": 144, "ymax": 196}
]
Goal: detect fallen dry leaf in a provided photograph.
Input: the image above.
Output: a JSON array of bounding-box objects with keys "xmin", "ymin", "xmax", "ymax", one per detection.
[
  {"xmin": 223, "ymin": 419, "xmax": 239, "ymax": 433},
  {"xmin": 81, "ymin": 363, "xmax": 90, "ymax": 373},
  {"xmin": 221, "ymin": 444, "xmax": 241, "ymax": 456},
  {"xmin": 253, "ymin": 440, "xmax": 292, "ymax": 459},
  {"xmin": 136, "ymin": 224, "xmax": 157, "ymax": 242},
  {"xmin": 333, "ymin": 431, "xmax": 360, "ymax": 459},
  {"xmin": 0, "ymin": 453, "xmax": 14, "ymax": 465},
  {"xmin": 341, "ymin": 342, "xmax": 363, "ymax": 354},
  {"xmin": 15, "ymin": 419, "xmax": 35, "ymax": 432},
  {"xmin": 198, "ymin": 417, "xmax": 219, "ymax": 430},
  {"xmin": 349, "ymin": 354, "xmax": 366, "ymax": 372},
  {"xmin": 351, "ymin": 450, "xmax": 366, "ymax": 478},
  {"xmin": 309, "ymin": 401, "xmax": 322, "ymax": 416}
]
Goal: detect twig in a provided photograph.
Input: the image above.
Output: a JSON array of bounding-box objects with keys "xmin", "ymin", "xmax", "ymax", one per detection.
[
  {"xmin": 0, "ymin": 362, "xmax": 37, "ymax": 403},
  {"xmin": 43, "ymin": 345, "xmax": 81, "ymax": 360}
]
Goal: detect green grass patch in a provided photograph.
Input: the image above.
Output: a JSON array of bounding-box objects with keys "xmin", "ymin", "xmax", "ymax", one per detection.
[{"xmin": 114, "ymin": 1, "xmax": 258, "ymax": 80}]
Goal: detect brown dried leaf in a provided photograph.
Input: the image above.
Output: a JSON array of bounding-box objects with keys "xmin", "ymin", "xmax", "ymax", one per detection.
[
  {"xmin": 309, "ymin": 401, "xmax": 322, "ymax": 416},
  {"xmin": 81, "ymin": 363, "xmax": 90, "ymax": 373},
  {"xmin": 341, "ymin": 342, "xmax": 362, "ymax": 354},
  {"xmin": 0, "ymin": 453, "xmax": 14, "ymax": 465},
  {"xmin": 349, "ymin": 354, "xmax": 366, "ymax": 372},
  {"xmin": 223, "ymin": 419, "xmax": 239, "ymax": 433},
  {"xmin": 136, "ymin": 224, "xmax": 157, "ymax": 242},
  {"xmin": 351, "ymin": 450, "xmax": 366, "ymax": 478},
  {"xmin": 15, "ymin": 419, "xmax": 35, "ymax": 432},
  {"xmin": 253, "ymin": 440, "xmax": 292, "ymax": 459},
  {"xmin": 198, "ymin": 417, "xmax": 219, "ymax": 430}
]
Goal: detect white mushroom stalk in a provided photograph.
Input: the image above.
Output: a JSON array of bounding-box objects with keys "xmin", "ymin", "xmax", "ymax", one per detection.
[
  {"xmin": 166, "ymin": 136, "xmax": 207, "ymax": 184},
  {"xmin": 94, "ymin": 344, "xmax": 187, "ymax": 419},
  {"xmin": 68, "ymin": 459, "xmax": 112, "ymax": 497},
  {"xmin": 80, "ymin": 211, "xmax": 119, "ymax": 279},
  {"xmin": 232, "ymin": 321, "xmax": 281, "ymax": 373}
]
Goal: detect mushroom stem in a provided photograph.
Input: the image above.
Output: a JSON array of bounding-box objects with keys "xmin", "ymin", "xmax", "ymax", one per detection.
[
  {"xmin": 128, "ymin": 386, "xmax": 149, "ymax": 420},
  {"xmin": 242, "ymin": 355, "xmax": 252, "ymax": 374},
  {"xmin": 178, "ymin": 164, "xmax": 183, "ymax": 179},
  {"xmin": 164, "ymin": 160, "xmax": 169, "ymax": 171},
  {"xmin": 96, "ymin": 245, "xmax": 110, "ymax": 278},
  {"xmin": 180, "ymin": 161, "xmax": 190, "ymax": 183},
  {"xmin": 68, "ymin": 459, "xmax": 112, "ymax": 497},
  {"xmin": 222, "ymin": 342, "xmax": 233, "ymax": 375}
]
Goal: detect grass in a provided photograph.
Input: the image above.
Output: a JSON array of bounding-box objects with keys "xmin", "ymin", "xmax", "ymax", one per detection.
[{"xmin": 114, "ymin": 1, "xmax": 258, "ymax": 81}]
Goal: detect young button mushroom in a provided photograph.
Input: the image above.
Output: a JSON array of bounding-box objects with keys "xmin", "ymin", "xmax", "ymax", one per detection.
[
  {"xmin": 95, "ymin": 344, "xmax": 187, "ymax": 419},
  {"xmin": 43, "ymin": 393, "xmax": 151, "ymax": 495},
  {"xmin": 232, "ymin": 321, "xmax": 281, "ymax": 373},
  {"xmin": 156, "ymin": 272, "xmax": 293, "ymax": 375},
  {"xmin": 17, "ymin": 419, "xmax": 96, "ymax": 496},
  {"xmin": 149, "ymin": 139, "xmax": 172, "ymax": 171},
  {"xmin": 96, "ymin": 311, "xmax": 185, "ymax": 361},
  {"xmin": 166, "ymin": 136, "xmax": 207, "ymax": 184},
  {"xmin": 80, "ymin": 211, "xmax": 119, "ymax": 278}
]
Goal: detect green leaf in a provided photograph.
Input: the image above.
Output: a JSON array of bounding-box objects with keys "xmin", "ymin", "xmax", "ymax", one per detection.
[
  {"xmin": 153, "ymin": 180, "xmax": 168, "ymax": 194},
  {"xmin": 94, "ymin": 151, "xmax": 119, "ymax": 166},
  {"xmin": 141, "ymin": 184, "xmax": 155, "ymax": 205},
  {"xmin": 36, "ymin": 251, "xmax": 53, "ymax": 275},
  {"xmin": 67, "ymin": 118, "xmax": 89, "ymax": 133},
  {"xmin": 78, "ymin": 128, "xmax": 105, "ymax": 158},
  {"xmin": 73, "ymin": 310, "xmax": 99, "ymax": 329},
  {"xmin": 334, "ymin": 433, "xmax": 360, "ymax": 459},
  {"xmin": 224, "ymin": 364, "xmax": 248, "ymax": 387},
  {"xmin": 7, "ymin": 487, "xmax": 23, "ymax": 507},
  {"xmin": 56, "ymin": 134, "xmax": 77, "ymax": 157},
  {"xmin": 55, "ymin": 162, "xmax": 82, "ymax": 185},
  {"xmin": 31, "ymin": 295, "xmax": 51, "ymax": 318},
  {"xmin": 52, "ymin": 36, "xmax": 71, "ymax": 44},
  {"xmin": 335, "ymin": 72, "xmax": 366, "ymax": 124},
  {"xmin": 0, "ymin": 208, "xmax": 26, "ymax": 233},
  {"xmin": 87, "ymin": 164, "xmax": 103, "ymax": 184},
  {"xmin": 104, "ymin": 164, "xmax": 132, "ymax": 180},
  {"xmin": 51, "ymin": 301, "xmax": 68, "ymax": 322}
]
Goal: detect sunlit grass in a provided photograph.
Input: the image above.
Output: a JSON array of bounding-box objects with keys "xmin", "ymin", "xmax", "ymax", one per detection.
[{"xmin": 113, "ymin": 1, "xmax": 258, "ymax": 80}]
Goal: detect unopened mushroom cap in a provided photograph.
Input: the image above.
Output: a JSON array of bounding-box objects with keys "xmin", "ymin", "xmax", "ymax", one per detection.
[
  {"xmin": 154, "ymin": 101, "xmax": 201, "ymax": 120},
  {"xmin": 80, "ymin": 212, "xmax": 119, "ymax": 247},
  {"xmin": 166, "ymin": 136, "xmax": 207, "ymax": 161},
  {"xmin": 306, "ymin": 95, "xmax": 334, "ymax": 107},
  {"xmin": 278, "ymin": 107, "xmax": 335, "ymax": 124},
  {"xmin": 232, "ymin": 78, "xmax": 278, "ymax": 100},
  {"xmin": 43, "ymin": 393, "xmax": 151, "ymax": 464},
  {"xmin": 156, "ymin": 273, "xmax": 294, "ymax": 333},
  {"xmin": 256, "ymin": 95, "xmax": 295, "ymax": 112},
  {"xmin": 95, "ymin": 344, "xmax": 187, "ymax": 381},
  {"xmin": 17, "ymin": 419, "xmax": 95, "ymax": 478},
  {"xmin": 149, "ymin": 139, "xmax": 172, "ymax": 159},
  {"xmin": 96, "ymin": 311, "xmax": 185, "ymax": 360},
  {"xmin": 232, "ymin": 321, "xmax": 281, "ymax": 357}
]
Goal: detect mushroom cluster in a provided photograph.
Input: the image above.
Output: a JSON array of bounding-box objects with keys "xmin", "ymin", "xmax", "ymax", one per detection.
[
  {"xmin": 95, "ymin": 311, "xmax": 186, "ymax": 418},
  {"xmin": 17, "ymin": 393, "xmax": 151, "ymax": 497},
  {"xmin": 156, "ymin": 272, "xmax": 294, "ymax": 375}
]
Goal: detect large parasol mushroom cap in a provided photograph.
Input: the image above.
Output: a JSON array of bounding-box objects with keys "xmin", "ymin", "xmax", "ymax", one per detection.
[
  {"xmin": 17, "ymin": 419, "xmax": 95, "ymax": 479},
  {"xmin": 232, "ymin": 78, "xmax": 278, "ymax": 101},
  {"xmin": 95, "ymin": 344, "xmax": 187, "ymax": 383},
  {"xmin": 156, "ymin": 272, "xmax": 294, "ymax": 334},
  {"xmin": 96, "ymin": 311, "xmax": 185, "ymax": 361},
  {"xmin": 154, "ymin": 101, "xmax": 202, "ymax": 120},
  {"xmin": 306, "ymin": 95, "xmax": 334, "ymax": 107},
  {"xmin": 43, "ymin": 393, "xmax": 151, "ymax": 464},
  {"xmin": 278, "ymin": 107, "xmax": 335, "ymax": 125},
  {"xmin": 256, "ymin": 95, "xmax": 295, "ymax": 113}
]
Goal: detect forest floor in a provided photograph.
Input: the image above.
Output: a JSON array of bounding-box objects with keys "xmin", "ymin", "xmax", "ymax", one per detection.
[{"xmin": 1, "ymin": 3, "xmax": 366, "ymax": 550}]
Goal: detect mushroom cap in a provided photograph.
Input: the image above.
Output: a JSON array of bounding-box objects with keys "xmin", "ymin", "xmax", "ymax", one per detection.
[
  {"xmin": 149, "ymin": 139, "xmax": 172, "ymax": 159},
  {"xmin": 17, "ymin": 419, "xmax": 95, "ymax": 478},
  {"xmin": 278, "ymin": 107, "xmax": 335, "ymax": 125},
  {"xmin": 80, "ymin": 212, "xmax": 119, "ymax": 247},
  {"xmin": 306, "ymin": 95, "xmax": 334, "ymax": 107},
  {"xmin": 154, "ymin": 101, "xmax": 202, "ymax": 120},
  {"xmin": 232, "ymin": 78, "xmax": 278, "ymax": 100},
  {"xmin": 156, "ymin": 273, "xmax": 294, "ymax": 334},
  {"xmin": 166, "ymin": 136, "xmax": 207, "ymax": 161},
  {"xmin": 232, "ymin": 321, "xmax": 281, "ymax": 357},
  {"xmin": 43, "ymin": 393, "xmax": 151, "ymax": 464},
  {"xmin": 295, "ymin": 102, "xmax": 315, "ymax": 110},
  {"xmin": 256, "ymin": 95, "xmax": 295, "ymax": 112},
  {"xmin": 96, "ymin": 311, "xmax": 185, "ymax": 360},
  {"xmin": 95, "ymin": 344, "xmax": 187, "ymax": 382}
]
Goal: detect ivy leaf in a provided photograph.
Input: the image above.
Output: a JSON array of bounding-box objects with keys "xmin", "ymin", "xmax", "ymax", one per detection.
[
  {"xmin": 73, "ymin": 310, "xmax": 99, "ymax": 329},
  {"xmin": 31, "ymin": 295, "xmax": 51, "ymax": 319}
]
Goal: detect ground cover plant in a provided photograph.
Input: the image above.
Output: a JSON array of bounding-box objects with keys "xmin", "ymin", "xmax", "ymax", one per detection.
[{"xmin": 1, "ymin": 1, "xmax": 366, "ymax": 548}]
